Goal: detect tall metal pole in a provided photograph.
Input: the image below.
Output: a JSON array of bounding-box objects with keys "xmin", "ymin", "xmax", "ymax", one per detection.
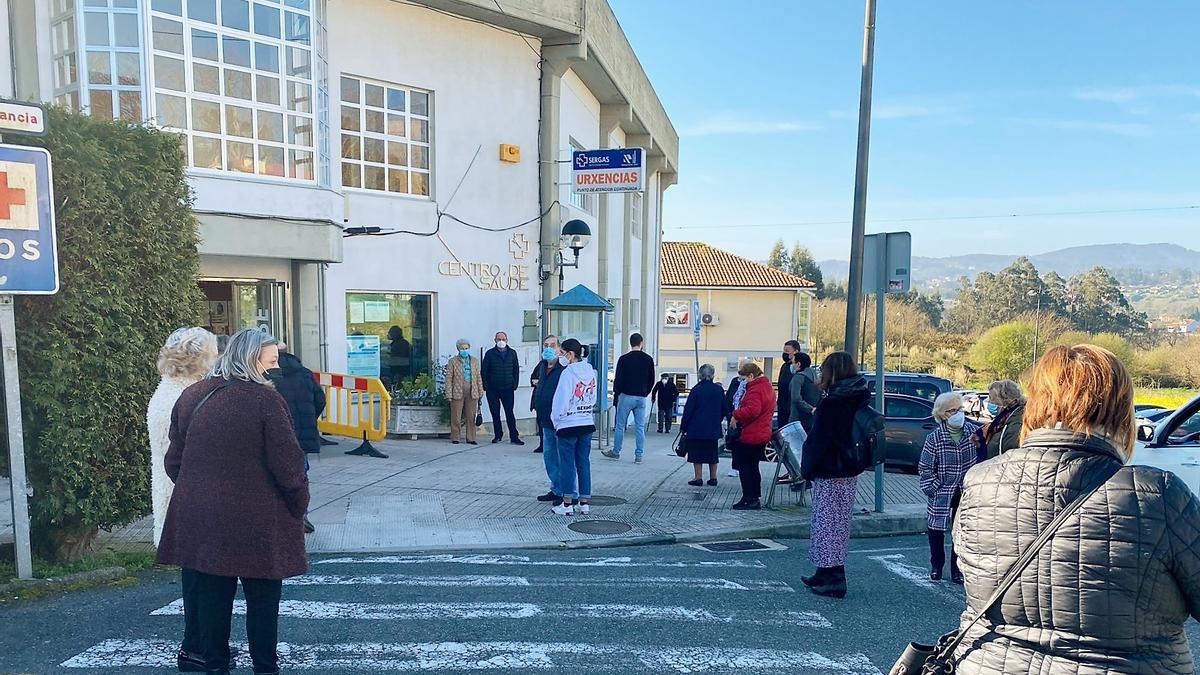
[
  {"xmin": 2, "ymin": 295, "xmax": 33, "ymax": 579},
  {"xmin": 873, "ymin": 235, "xmax": 886, "ymax": 513},
  {"xmin": 843, "ymin": 0, "xmax": 879, "ymax": 355}
]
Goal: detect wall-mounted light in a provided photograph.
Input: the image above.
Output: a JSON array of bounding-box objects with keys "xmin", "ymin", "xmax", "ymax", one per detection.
[{"xmin": 540, "ymin": 219, "xmax": 592, "ymax": 291}]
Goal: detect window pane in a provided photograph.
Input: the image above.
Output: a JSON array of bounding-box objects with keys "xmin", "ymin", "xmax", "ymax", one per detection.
[
  {"xmin": 115, "ymin": 52, "xmax": 140, "ymax": 85},
  {"xmin": 90, "ymin": 90, "xmax": 114, "ymax": 119},
  {"xmin": 285, "ymin": 12, "xmax": 310, "ymax": 44},
  {"xmin": 192, "ymin": 99, "xmax": 221, "ymax": 133},
  {"xmin": 387, "ymin": 141, "xmax": 407, "ymax": 166},
  {"xmin": 287, "ymin": 81, "xmax": 311, "ymax": 112},
  {"xmin": 222, "ymin": 0, "xmax": 250, "ymax": 31},
  {"xmin": 152, "ymin": 0, "xmax": 183, "ymax": 15},
  {"xmin": 253, "ymin": 3, "xmax": 280, "ymax": 38},
  {"xmin": 113, "ymin": 13, "xmax": 140, "ymax": 47},
  {"xmin": 154, "ymin": 55, "xmax": 185, "ymax": 91},
  {"xmin": 411, "ymin": 171, "xmax": 429, "ymax": 196},
  {"xmin": 386, "ymin": 88, "xmax": 405, "ymax": 112},
  {"xmin": 156, "ymin": 93, "xmax": 187, "ymax": 129},
  {"xmin": 289, "ymin": 149, "xmax": 314, "ymax": 180},
  {"xmin": 340, "ymin": 76, "xmax": 359, "ymax": 104},
  {"xmin": 225, "ymin": 69, "xmax": 252, "ymax": 99},
  {"xmin": 114, "ymin": 0, "xmax": 137, "ymax": 7},
  {"xmin": 227, "ymin": 140, "xmax": 254, "ymax": 172},
  {"xmin": 286, "ymin": 46, "xmax": 310, "ymax": 77},
  {"xmin": 411, "ymin": 91, "xmax": 428, "ymax": 116},
  {"xmin": 340, "ymin": 105, "xmax": 359, "ymax": 132},
  {"xmin": 85, "ymin": 12, "xmax": 110, "ymax": 46},
  {"xmin": 84, "ymin": 0, "xmax": 106, "ymax": 7},
  {"xmin": 410, "ymin": 144, "xmax": 428, "ymax": 169},
  {"xmin": 363, "ymin": 138, "xmax": 384, "ymax": 164},
  {"xmin": 254, "ymin": 42, "xmax": 279, "ymax": 72},
  {"xmin": 386, "ymin": 114, "xmax": 405, "ymax": 136},
  {"xmin": 410, "ymin": 118, "xmax": 428, "ymax": 142},
  {"xmin": 340, "ymin": 135, "xmax": 360, "ymax": 160},
  {"xmin": 193, "ymin": 63, "xmax": 220, "ymax": 94},
  {"xmin": 365, "ymin": 109, "xmax": 384, "ymax": 134},
  {"xmin": 284, "ymin": 0, "xmax": 310, "ymax": 8},
  {"xmin": 153, "ymin": 17, "xmax": 184, "ymax": 54},
  {"xmin": 364, "ymin": 84, "xmax": 384, "ymax": 109},
  {"xmin": 256, "ymin": 75, "xmax": 280, "ymax": 104},
  {"xmin": 288, "ymin": 115, "xmax": 312, "ymax": 146},
  {"xmin": 192, "ymin": 29, "xmax": 218, "ymax": 61},
  {"xmin": 341, "ymin": 161, "xmax": 360, "ymax": 188},
  {"xmin": 193, "ymin": 136, "xmax": 222, "ymax": 169},
  {"xmin": 68, "ymin": 52, "xmax": 78, "ymax": 85},
  {"xmin": 118, "ymin": 92, "xmax": 142, "ymax": 121},
  {"xmin": 363, "ymin": 165, "xmax": 385, "ymax": 191},
  {"xmin": 387, "ymin": 168, "xmax": 408, "ymax": 193},
  {"xmin": 258, "ymin": 110, "xmax": 284, "ymax": 141},
  {"xmin": 226, "ymin": 104, "xmax": 253, "ymax": 138},
  {"xmin": 259, "ymin": 145, "xmax": 285, "ymax": 176},
  {"xmin": 223, "ymin": 36, "xmax": 251, "ymax": 67},
  {"xmin": 187, "ymin": 0, "xmax": 217, "ymax": 24},
  {"xmin": 87, "ymin": 51, "xmax": 111, "ymax": 84}
]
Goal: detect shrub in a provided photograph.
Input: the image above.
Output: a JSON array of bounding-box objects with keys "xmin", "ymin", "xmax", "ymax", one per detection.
[{"xmin": 967, "ymin": 321, "xmax": 1036, "ymax": 380}]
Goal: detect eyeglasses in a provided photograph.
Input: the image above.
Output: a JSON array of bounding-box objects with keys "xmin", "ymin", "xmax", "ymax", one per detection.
[{"xmin": 945, "ymin": 407, "xmax": 963, "ymax": 414}]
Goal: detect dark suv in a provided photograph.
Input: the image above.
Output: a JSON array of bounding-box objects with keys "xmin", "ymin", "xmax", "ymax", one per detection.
[{"xmin": 862, "ymin": 372, "xmax": 953, "ymax": 403}]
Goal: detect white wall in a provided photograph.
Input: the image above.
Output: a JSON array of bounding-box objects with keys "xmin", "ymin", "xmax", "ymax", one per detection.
[{"xmin": 557, "ymin": 68, "xmax": 602, "ymax": 297}]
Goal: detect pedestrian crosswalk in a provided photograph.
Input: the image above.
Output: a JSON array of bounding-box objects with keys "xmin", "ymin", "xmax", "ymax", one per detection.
[{"xmin": 58, "ymin": 544, "xmax": 949, "ymax": 674}]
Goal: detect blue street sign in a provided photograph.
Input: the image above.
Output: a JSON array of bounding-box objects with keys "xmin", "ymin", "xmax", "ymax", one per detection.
[
  {"xmin": 572, "ymin": 147, "xmax": 645, "ymax": 194},
  {"xmin": 691, "ymin": 299, "xmax": 701, "ymax": 343},
  {"xmin": 0, "ymin": 145, "xmax": 58, "ymax": 295}
]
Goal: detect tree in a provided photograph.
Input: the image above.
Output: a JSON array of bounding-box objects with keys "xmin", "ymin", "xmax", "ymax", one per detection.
[
  {"xmin": 1053, "ymin": 331, "xmax": 1135, "ymax": 369},
  {"xmin": 767, "ymin": 239, "xmax": 789, "ymax": 271},
  {"xmin": 968, "ymin": 321, "xmax": 1037, "ymax": 380},
  {"xmin": 8, "ymin": 109, "xmax": 203, "ymax": 561},
  {"xmin": 1066, "ymin": 266, "xmax": 1148, "ymax": 336},
  {"xmin": 787, "ymin": 243, "xmax": 824, "ymax": 299},
  {"xmin": 893, "ymin": 289, "xmax": 945, "ymax": 328}
]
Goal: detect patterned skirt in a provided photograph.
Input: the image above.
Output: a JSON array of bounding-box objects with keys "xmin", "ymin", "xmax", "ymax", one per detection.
[{"xmin": 809, "ymin": 475, "xmax": 859, "ymax": 567}]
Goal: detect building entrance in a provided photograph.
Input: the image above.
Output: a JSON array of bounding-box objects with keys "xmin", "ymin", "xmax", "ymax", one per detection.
[{"xmin": 198, "ymin": 278, "xmax": 289, "ymax": 343}]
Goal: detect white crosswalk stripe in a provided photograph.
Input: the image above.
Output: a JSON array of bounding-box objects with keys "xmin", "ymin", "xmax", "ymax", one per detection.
[
  {"xmin": 870, "ymin": 554, "xmax": 964, "ymax": 603},
  {"xmin": 286, "ymin": 573, "xmax": 794, "ymax": 592},
  {"xmin": 315, "ymin": 553, "xmax": 768, "ymax": 568}
]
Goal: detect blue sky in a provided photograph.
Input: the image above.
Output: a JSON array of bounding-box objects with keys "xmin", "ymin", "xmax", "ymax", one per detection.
[{"xmin": 608, "ymin": 1, "xmax": 1200, "ymax": 262}]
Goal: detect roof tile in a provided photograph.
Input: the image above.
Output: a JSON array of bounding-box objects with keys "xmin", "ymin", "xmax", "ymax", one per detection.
[{"xmin": 660, "ymin": 241, "xmax": 816, "ymax": 288}]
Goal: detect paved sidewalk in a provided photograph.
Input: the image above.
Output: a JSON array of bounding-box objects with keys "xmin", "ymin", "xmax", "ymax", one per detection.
[{"xmin": 2, "ymin": 432, "xmax": 929, "ymax": 553}]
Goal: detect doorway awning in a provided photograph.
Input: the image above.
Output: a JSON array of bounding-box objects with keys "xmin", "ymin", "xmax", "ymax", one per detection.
[{"xmin": 545, "ymin": 284, "xmax": 614, "ymax": 312}]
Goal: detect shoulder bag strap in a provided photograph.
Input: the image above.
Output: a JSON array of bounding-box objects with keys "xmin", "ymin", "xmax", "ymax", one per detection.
[
  {"xmin": 184, "ymin": 382, "xmax": 231, "ymax": 437},
  {"xmin": 936, "ymin": 461, "xmax": 1121, "ymax": 660}
]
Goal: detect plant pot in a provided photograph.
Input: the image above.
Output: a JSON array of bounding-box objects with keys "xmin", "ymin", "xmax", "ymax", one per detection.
[{"xmin": 390, "ymin": 404, "xmax": 449, "ymax": 437}]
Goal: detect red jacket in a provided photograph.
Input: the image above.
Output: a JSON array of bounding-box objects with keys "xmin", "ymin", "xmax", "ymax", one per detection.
[{"xmin": 733, "ymin": 376, "xmax": 777, "ymax": 445}]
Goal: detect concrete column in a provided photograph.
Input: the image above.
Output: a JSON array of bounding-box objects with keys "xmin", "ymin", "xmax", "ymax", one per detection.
[
  {"xmin": 640, "ymin": 154, "xmax": 666, "ymax": 352},
  {"xmin": 624, "ymin": 133, "xmax": 652, "ymax": 342},
  {"xmin": 596, "ymin": 104, "xmax": 631, "ymax": 300},
  {"xmin": 292, "ymin": 261, "xmax": 323, "ymax": 369}
]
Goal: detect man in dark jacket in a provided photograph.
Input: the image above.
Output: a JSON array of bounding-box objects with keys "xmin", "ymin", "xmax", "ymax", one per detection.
[
  {"xmin": 271, "ymin": 344, "xmax": 325, "ymax": 534},
  {"xmin": 529, "ymin": 334, "xmax": 559, "ymax": 455},
  {"xmin": 788, "ymin": 352, "xmax": 823, "ymax": 432},
  {"xmin": 651, "ymin": 374, "xmax": 680, "ymax": 433},
  {"xmin": 776, "ymin": 340, "xmax": 801, "ymax": 427},
  {"xmin": 602, "ymin": 332, "xmax": 655, "ymax": 462},
  {"xmin": 482, "ymin": 331, "xmax": 523, "ymax": 445},
  {"xmin": 532, "ymin": 339, "xmax": 565, "ymax": 506}
]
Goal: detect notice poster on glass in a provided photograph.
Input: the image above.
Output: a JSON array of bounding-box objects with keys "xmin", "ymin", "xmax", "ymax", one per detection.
[
  {"xmin": 364, "ymin": 300, "xmax": 390, "ymax": 323},
  {"xmin": 347, "ymin": 335, "xmax": 381, "ymax": 378},
  {"xmin": 349, "ymin": 302, "xmax": 365, "ymax": 324}
]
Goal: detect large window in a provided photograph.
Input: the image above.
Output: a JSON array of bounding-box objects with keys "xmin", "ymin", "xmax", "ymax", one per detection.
[
  {"xmin": 51, "ymin": 0, "xmax": 145, "ymax": 119},
  {"xmin": 338, "ymin": 75, "xmax": 431, "ymax": 196},
  {"xmin": 148, "ymin": 0, "xmax": 326, "ymax": 182},
  {"xmin": 346, "ymin": 292, "xmax": 433, "ymax": 388},
  {"xmin": 50, "ymin": 0, "xmax": 81, "ymax": 110},
  {"xmin": 630, "ymin": 192, "xmax": 643, "ymax": 239}
]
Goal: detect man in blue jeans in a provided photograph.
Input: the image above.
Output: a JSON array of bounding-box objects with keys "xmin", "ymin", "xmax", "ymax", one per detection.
[{"xmin": 603, "ymin": 333, "xmax": 655, "ymax": 463}]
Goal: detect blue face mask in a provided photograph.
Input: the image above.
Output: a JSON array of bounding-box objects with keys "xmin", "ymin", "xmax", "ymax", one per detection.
[
  {"xmin": 986, "ymin": 402, "xmax": 1000, "ymax": 415},
  {"xmin": 543, "ymin": 348, "xmax": 556, "ymax": 362},
  {"xmin": 458, "ymin": 349, "xmax": 470, "ymax": 358}
]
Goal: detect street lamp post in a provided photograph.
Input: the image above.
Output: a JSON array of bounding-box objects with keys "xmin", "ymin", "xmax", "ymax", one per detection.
[{"xmin": 1028, "ymin": 289, "xmax": 1042, "ymax": 367}]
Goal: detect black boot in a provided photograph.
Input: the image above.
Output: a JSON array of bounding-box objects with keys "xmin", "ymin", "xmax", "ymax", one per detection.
[
  {"xmin": 801, "ymin": 567, "xmax": 832, "ymax": 588},
  {"xmin": 809, "ymin": 565, "xmax": 847, "ymax": 598}
]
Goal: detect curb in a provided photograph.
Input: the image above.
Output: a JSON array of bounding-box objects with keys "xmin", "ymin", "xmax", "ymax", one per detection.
[{"xmin": 0, "ymin": 566, "xmax": 129, "ymax": 599}]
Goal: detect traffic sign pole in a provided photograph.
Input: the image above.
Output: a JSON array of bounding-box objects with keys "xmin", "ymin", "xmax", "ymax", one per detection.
[{"xmin": 2, "ymin": 294, "xmax": 32, "ymax": 579}]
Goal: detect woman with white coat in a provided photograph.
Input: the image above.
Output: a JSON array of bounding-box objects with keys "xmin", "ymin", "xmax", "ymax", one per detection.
[
  {"xmin": 147, "ymin": 327, "xmax": 218, "ymax": 548},
  {"xmin": 550, "ymin": 338, "xmax": 598, "ymax": 516}
]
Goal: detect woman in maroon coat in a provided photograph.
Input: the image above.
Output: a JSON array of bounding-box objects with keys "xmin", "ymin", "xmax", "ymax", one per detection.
[
  {"xmin": 729, "ymin": 362, "xmax": 777, "ymax": 510},
  {"xmin": 157, "ymin": 328, "xmax": 310, "ymax": 675}
]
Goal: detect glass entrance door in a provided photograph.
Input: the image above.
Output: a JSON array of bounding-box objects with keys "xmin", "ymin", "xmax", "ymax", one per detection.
[{"xmin": 233, "ymin": 281, "xmax": 289, "ymax": 343}]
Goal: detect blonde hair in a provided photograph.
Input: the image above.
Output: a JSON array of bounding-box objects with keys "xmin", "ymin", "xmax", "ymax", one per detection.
[
  {"xmin": 157, "ymin": 327, "xmax": 218, "ymax": 380},
  {"xmin": 1021, "ymin": 344, "xmax": 1135, "ymax": 459},
  {"xmin": 988, "ymin": 379, "xmax": 1026, "ymax": 409}
]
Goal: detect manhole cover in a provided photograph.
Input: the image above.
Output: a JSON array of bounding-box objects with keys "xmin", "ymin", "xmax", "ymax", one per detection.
[
  {"xmin": 586, "ymin": 495, "xmax": 627, "ymax": 506},
  {"xmin": 695, "ymin": 540, "xmax": 772, "ymax": 553},
  {"xmin": 568, "ymin": 519, "xmax": 633, "ymax": 535}
]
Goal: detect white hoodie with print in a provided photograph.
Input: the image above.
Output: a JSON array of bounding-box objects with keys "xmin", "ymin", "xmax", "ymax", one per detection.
[{"xmin": 551, "ymin": 360, "xmax": 598, "ymax": 431}]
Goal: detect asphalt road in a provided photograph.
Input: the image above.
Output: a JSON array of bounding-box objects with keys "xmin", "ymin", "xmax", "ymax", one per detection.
[{"xmin": 2, "ymin": 535, "xmax": 1198, "ymax": 674}]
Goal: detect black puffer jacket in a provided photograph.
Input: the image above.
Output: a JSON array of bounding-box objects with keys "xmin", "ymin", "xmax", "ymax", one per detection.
[
  {"xmin": 800, "ymin": 376, "xmax": 871, "ymax": 480},
  {"xmin": 271, "ymin": 352, "xmax": 326, "ymax": 454},
  {"xmin": 951, "ymin": 429, "xmax": 1200, "ymax": 674},
  {"xmin": 481, "ymin": 346, "xmax": 520, "ymax": 392}
]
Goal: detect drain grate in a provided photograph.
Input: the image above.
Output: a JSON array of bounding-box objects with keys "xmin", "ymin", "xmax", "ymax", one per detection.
[
  {"xmin": 567, "ymin": 519, "xmax": 633, "ymax": 535},
  {"xmin": 586, "ymin": 495, "xmax": 627, "ymax": 506},
  {"xmin": 694, "ymin": 540, "xmax": 772, "ymax": 553}
]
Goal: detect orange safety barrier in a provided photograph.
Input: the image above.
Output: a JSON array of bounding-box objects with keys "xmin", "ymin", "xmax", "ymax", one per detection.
[{"xmin": 312, "ymin": 371, "xmax": 392, "ymax": 458}]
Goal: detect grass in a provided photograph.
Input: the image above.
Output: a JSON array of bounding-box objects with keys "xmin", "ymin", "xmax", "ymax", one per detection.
[
  {"xmin": 1133, "ymin": 388, "xmax": 1197, "ymax": 411},
  {"xmin": 0, "ymin": 545, "xmax": 156, "ymax": 585}
]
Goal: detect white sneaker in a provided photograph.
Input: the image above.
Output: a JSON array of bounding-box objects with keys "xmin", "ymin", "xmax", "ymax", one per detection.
[
  {"xmin": 727, "ymin": 469, "xmax": 740, "ymax": 477},
  {"xmin": 552, "ymin": 503, "xmax": 574, "ymax": 516},
  {"xmin": 577, "ymin": 503, "xmax": 590, "ymax": 515}
]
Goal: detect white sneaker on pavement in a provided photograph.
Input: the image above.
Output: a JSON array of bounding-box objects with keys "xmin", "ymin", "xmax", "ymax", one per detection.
[
  {"xmin": 552, "ymin": 503, "xmax": 574, "ymax": 516},
  {"xmin": 577, "ymin": 503, "xmax": 590, "ymax": 515},
  {"xmin": 727, "ymin": 468, "xmax": 740, "ymax": 477}
]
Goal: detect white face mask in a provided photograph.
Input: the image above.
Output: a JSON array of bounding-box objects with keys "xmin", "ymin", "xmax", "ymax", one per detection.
[
  {"xmin": 496, "ymin": 340, "xmax": 508, "ymax": 349},
  {"xmin": 947, "ymin": 411, "xmax": 966, "ymax": 429},
  {"xmin": 558, "ymin": 355, "xmax": 569, "ymax": 366}
]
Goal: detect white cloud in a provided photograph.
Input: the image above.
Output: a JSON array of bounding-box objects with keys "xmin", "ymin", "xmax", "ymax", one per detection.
[
  {"xmin": 1014, "ymin": 118, "xmax": 1153, "ymax": 136},
  {"xmin": 678, "ymin": 115, "xmax": 822, "ymax": 137},
  {"xmin": 1073, "ymin": 86, "xmax": 1142, "ymax": 104}
]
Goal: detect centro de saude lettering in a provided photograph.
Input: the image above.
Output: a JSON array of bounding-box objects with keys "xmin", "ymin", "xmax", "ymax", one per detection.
[{"xmin": 438, "ymin": 260, "xmax": 529, "ymax": 291}]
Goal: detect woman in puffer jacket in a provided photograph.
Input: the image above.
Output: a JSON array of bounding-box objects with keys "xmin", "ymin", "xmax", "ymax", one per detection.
[{"xmin": 951, "ymin": 344, "xmax": 1200, "ymax": 673}]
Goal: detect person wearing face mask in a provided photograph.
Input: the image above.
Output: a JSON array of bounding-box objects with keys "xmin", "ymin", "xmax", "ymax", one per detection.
[
  {"xmin": 918, "ymin": 391, "xmax": 982, "ymax": 583},
  {"xmin": 788, "ymin": 352, "xmax": 823, "ymax": 433},
  {"xmin": 482, "ymin": 331, "xmax": 523, "ymax": 445},
  {"xmin": 550, "ymin": 339, "xmax": 598, "ymax": 516},
  {"xmin": 973, "ymin": 379, "xmax": 1026, "ymax": 461},
  {"xmin": 529, "ymin": 334, "xmax": 560, "ymax": 455},
  {"xmin": 603, "ymin": 333, "xmax": 656, "ymax": 462},
  {"xmin": 157, "ymin": 329, "xmax": 310, "ymax": 675},
  {"xmin": 268, "ymin": 343, "xmax": 324, "ymax": 535},
  {"xmin": 446, "ymin": 338, "xmax": 484, "ymax": 446},
  {"xmin": 651, "ymin": 373, "xmax": 681, "ymax": 433},
  {"xmin": 776, "ymin": 340, "xmax": 802, "ymax": 428},
  {"xmin": 531, "ymin": 335, "xmax": 565, "ymax": 503}
]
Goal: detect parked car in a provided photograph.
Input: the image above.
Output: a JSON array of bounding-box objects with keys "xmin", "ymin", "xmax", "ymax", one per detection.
[
  {"xmin": 1133, "ymin": 393, "xmax": 1200, "ymax": 495},
  {"xmin": 880, "ymin": 393, "xmax": 939, "ymax": 473},
  {"xmin": 1135, "ymin": 407, "xmax": 1173, "ymax": 424},
  {"xmin": 863, "ymin": 372, "xmax": 953, "ymax": 403}
]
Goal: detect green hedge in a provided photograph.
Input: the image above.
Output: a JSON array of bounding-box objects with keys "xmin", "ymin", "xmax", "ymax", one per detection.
[{"xmin": 4, "ymin": 108, "xmax": 201, "ymax": 560}]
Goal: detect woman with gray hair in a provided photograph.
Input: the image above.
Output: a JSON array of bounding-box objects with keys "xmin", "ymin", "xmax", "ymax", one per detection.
[
  {"xmin": 918, "ymin": 391, "xmax": 981, "ymax": 583},
  {"xmin": 975, "ymin": 379, "xmax": 1026, "ymax": 460},
  {"xmin": 446, "ymin": 338, "xmax": 483, "ymax": 445},
  {"xmin": 679, "ymin": 364, "xmax": 730, "ymax": 486},
  {"xmin": 148, "ymin": 327, "xmax": 218, "ymax": 549},
  {"xmin": 157, "ymin": 328, "xmax": 309, "ymax": 675}
]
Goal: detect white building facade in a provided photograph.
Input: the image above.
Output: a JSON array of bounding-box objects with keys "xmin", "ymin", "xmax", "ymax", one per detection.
[{"xmin": 4, "ymin": 0, "xmax": 678, "ymax": 428}]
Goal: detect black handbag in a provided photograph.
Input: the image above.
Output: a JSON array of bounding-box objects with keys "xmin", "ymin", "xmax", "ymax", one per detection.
[
  {"xmin": 474, "ymin": 400, "xmax": 483, "ymax": 428},
  {"xmin": 672, "ymin": 432, "xmax": 688, "ymax": 458},
  {"xmin": 724, "ymin": 423, "xmax": 741, "ymax": 445},
  {"xmin": 889, "ymin": 463, "xmax": 1120, "ymax": 675}
]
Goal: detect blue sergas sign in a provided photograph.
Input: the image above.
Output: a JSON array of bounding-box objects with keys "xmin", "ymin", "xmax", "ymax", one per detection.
[
  {"xmin": 572, "ymin": 148, "xmax": 645, "ymax": 194},
  {"xmin": 0, "ymin": 145, "xmax": 58, "ymax": 295}
]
